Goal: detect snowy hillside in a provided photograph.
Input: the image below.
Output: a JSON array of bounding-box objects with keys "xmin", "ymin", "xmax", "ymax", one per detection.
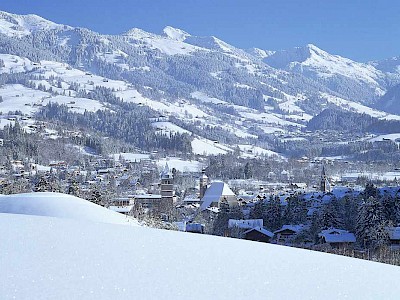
[
  {"xmin": 0, "ymin": 192, "xmax": 137, "ymax": 225},
  {"xmin": 0, "ymin": 11, "xmax": 70, "ymax": 37},
  {"xmin": 1, "ymin": 210, "xmax": 400, "ymax": 299}
]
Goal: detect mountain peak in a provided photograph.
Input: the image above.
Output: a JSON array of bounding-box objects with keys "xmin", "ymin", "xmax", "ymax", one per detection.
[
  {"xmin": 124, "ymin": 27, "xmax": 153, "ymax": 38},
  {"xmin": 247, "ymin": 47, "xmax": 275, "ymax": 59},
  {"xmin": 0, "ymin": 11, "xmax": 70, "ymax": 37},
  {"xmin": 162, "ymin": 26, "xmax": 190, "ymax": 41}
]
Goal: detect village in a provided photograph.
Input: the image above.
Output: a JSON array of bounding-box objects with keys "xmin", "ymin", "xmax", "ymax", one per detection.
[{"xmin": 1, "ymin": 137, "xmax": 400, "ymax": 257}]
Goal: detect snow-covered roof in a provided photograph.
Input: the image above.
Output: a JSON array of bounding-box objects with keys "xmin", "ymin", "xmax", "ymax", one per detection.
[
  {"xmin": 274, "ymin": 224, "xmax": 305, "ymax": 234},
  {"xmin": 199, "ymin": 181, "xmax": 236, "ymax": 211},
  {"xmin": 319, "ymin": 228, "xmax": 356, "ymax": 243},
  {"xmin": 243, "ymin": 227, "xmax": 274, "ymax": 238},
  {"xmin": 108, "ymin": 205, "xmax": 133, "ymax": 213},
  {"xmin": 386, "ymin": 227, "xmax": 400, "ymax": 240},
  {"xmin": 206, "ymin": 207, "xmax": 220, "ymax": 214},
  {"xmin": 183, "ymin": 195, "xmax": 201, "ymax": 202},
  {"xmin": 134, "ymin": 194, "xmax": 162, "ymax": 199},
  {"xmin": 228, "ymin": 219, "xmax": 263, "ymax": 229}
]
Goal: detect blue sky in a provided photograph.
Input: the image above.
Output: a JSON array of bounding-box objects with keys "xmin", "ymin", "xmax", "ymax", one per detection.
[{"xmin": 0, "ymin": 0, "xmax": 398, "ymax": 61}]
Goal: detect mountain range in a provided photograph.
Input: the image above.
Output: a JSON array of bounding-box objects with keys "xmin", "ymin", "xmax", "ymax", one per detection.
[{"xmin": 1, "ymin": 10, "xmax": 400, "ymax": 157}]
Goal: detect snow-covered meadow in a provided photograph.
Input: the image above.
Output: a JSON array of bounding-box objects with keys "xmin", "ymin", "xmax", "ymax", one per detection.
[{"xmin": 1, "ymin": 192, "xmax": 400, "ymax": 299}]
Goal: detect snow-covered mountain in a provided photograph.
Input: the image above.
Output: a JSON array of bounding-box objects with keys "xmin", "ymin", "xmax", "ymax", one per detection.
[
  {"xmin": 0, "ymin": 11, "xmax": 400, "ymax": 157},
  {"xmin": 1, "ymin": 192, "xmax": 400, "ymax": 299},
  {"xmin": 0, "ymin": 11, "xmax": 71, "ymax": 37},
  {"xmin": 264, "ymin": 44, "xmax": 387, "ymax": 101},
  {"xmin": 375, "ymin": 83, "xmax": 400, "ymax": 114}
]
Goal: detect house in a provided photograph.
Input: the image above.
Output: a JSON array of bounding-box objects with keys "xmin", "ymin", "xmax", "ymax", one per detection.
[
  {"xmin": 288, "ymin": 182, "xmax": 307, "ymax": 190},
  {"xmin": 386, "ymin": 227, "xmax": 400, "ymax": 250},
  {"xmin": 228, "ymin": 219, "xmax": 263, "ymax": 230},
  {"xmin": 274, "ymin": 225, "xmax": 305, "ymax": 245},
  {"xmin": 318, "ymin": 228, "xmax": 356, "ymax": 249},
  {"xmin": 243, "ymin": 227, "xmax": 274, "ymax": 243},
  {"xmin": 182, "ymin": 194, "xmax": 201, "ymax": 206},
  {"xmin": 185, "ymin": 222, "xmax": 205, "ymax": 234},
  {"xmin": 133, "ymin": 194, "xmax": 162, "ymax": 211}
]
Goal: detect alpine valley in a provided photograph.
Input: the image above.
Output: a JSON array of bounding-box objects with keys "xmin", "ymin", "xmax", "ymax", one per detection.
[{"xmin": 1, "ymin": 10, "xmax": 400, "ymax": 163}]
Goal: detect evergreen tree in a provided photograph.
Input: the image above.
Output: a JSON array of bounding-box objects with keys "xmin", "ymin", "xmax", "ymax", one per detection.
[
  {"xmin": 212, "ymin": 198, "xmax": 230, "ymax": 236},
  {"xmin": 264, "ymin": 195, "xmax": 282, "ymax": 231},
  {"xmin": 34, "ymin": 176, "xmax": 49, "ymax": 192},
  {"xmin": 319, "ymin": 199, "xmax": 343, "ymax": 229},
  {"xmin": 249, "ymin": 199, "xmax": 264, "ymax": 220},
  {"xmin": 67, "ymin": 179, "xmax": 80, "ymax": 197},
  {"xmin": 356, "ymin": 196, "xmax": 386, "ymax": 249}
]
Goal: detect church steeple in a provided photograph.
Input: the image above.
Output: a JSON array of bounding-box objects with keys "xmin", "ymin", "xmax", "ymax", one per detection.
[
  {"xmin": 199, "ymin": 168, "xmax": 208, "ymax": 199},
  {"xmin": 160, "ymin": 163, "xmax": 174, "ymax": 208},
  {"xmin": 320, "ymin": 165, "xmax": 330, "ymax": 192}
]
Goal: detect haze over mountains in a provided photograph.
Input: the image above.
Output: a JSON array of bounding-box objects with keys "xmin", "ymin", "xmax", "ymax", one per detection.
[{"xmin": 1, "ymin": 10, "xmax": 400, "ymax": 157}]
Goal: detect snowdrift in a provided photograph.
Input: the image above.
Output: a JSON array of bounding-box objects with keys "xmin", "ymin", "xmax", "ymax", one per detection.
[
  {"xmin": 1, "ymin": 211, "xmax": 400, "ymax": 299},
  {"xmin": 0, "ymin": 192, "xmax": 137, "ymax": 225}
]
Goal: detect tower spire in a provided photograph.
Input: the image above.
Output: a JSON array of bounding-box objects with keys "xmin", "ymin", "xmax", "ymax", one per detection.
[{"xmin": 320, "ymin": 164, "xmax": 330, "ymax": 192}]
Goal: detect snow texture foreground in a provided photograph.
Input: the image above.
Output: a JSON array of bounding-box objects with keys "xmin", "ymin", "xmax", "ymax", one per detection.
[{"xmin": 1, "ymin": 193, "xmax": 400, "ymax": 299}]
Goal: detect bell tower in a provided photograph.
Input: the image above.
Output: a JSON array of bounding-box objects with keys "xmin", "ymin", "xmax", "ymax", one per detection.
[
  {"xmin": 199, "ymin": 168, "xmax": 208, "ymax": 199},
  {"xmin": 320, "ymin": 165, "xmax": 330, "ymax": 193},
  {"xmin": 160, "ymin": 163, "xmax": 174, "ymax": 206}
]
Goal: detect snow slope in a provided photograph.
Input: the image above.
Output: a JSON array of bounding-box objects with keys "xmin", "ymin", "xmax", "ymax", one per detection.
[
  {"xmin": 1, "ymin": 212, "xmax": 400, "ymax": 299},
  {"xmin": 0, "ymin": 11, "xmax": 71, "ymax": 37},
  {"xmin": 0, "ymin": 192, "xmax": 137, "ymax": 225},
  {"xmin": 265, "ymin": 44, "xmax": 385, "ymax": 91}
]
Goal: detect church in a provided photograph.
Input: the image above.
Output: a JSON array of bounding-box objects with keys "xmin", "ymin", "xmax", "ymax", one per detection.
[{"xmin": 198, "ymin": 169, "xmax": 238, "ymax": 211}]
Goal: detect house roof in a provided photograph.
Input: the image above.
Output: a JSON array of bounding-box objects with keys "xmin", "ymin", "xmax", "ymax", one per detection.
[
  {"xmin": 134, "ymin": 194, "xmax": 162, "ymax": 199},
  {"xmin": 274, "ymin": 225, "xmax": 305, "ymax": 234},
  {"xmin": 228, "ymin": 219, "xmax": 263, "ymax": 229},
  {"xmin": 386, "ymin": 227, "xmax": 400, "ymax": 240},
  {"xmin": 243, "ymin": 227, "xmax": 274, "ymax": 238},
  {"xmin": 318, "ymin": 228, "xmax": 356, "ymax": 243},
  {"xmin": 199, "ymin": 181, "xmax": 235, "ymax": 211}
]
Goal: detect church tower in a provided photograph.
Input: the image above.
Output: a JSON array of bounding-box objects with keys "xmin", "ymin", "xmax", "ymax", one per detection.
[
  {"xmin": 320, "ymin": 165, "xmax": 331, "ymax": 193},
  {"xmin": 160, "ymin": 163, "xmax": 174, "ymax": 207},
  {"xmin": 199, "ymin": 168, "xmax": 208, "ymax": 199}
]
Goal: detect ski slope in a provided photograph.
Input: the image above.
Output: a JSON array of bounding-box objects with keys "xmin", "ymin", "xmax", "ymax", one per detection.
[{"xmin": 1, "ymin": 192, "xmax": 400, "ymax": 299}]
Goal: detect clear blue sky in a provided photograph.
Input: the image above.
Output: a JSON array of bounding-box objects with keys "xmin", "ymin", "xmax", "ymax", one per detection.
[{"xmin": 0, "ymin": 0, "xmax": 398, "ymax": 62}]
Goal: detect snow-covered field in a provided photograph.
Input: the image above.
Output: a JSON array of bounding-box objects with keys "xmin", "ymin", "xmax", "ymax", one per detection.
[
  {"xmin": 110, "ymin": 152, "xmax": 151, "ymax": 162},
  {"xmin": 0, "ymin": 192, "xmax": 137, "ymax": 225},
  {"xmin": 191, "ymin": 137, "xmax": 232, "ymax": 155},
  {"xmin": 342, "ymin": 171, "xmax": 400, "ymax": 182},
  {"xmin": 1, "ymin": 192, "xmax": 400, "ymax": 299},
  {"xmin": 156, "ymin": 157, "xmax": 204, "ymax": 173}
]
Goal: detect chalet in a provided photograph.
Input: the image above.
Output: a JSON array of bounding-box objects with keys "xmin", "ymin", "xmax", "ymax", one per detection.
[
  {"xmin": 185, "ymin": 223, "xmax": 205, "ymax": 234},
  {"xmin": 274, "ymin": 225, "xmax": 305, "ymax": 245},
  {"xmin": 318, "ymin": 228, "xmax": 356, "ymax": 249},
  {"xmin": 288, "ymin": 182, "xmax": 307, "ymax": 190},
  {"xmin": 133, "ymin": 194, "xmax": 162, "ymax": 210},
  {"xmin": 386, "ymin": 227, "xmax": 400, "ymax": 250},
  {"xmin": 228, "ymin": 219, "xmax": 263, "ymax": 230},
  {"xmin": 243, "ymin": 227, "xmax": 274, "ymax": 243},
  {"xmin": 182, "ymin": 194, "xmax": 201, "ymax": 206}
]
